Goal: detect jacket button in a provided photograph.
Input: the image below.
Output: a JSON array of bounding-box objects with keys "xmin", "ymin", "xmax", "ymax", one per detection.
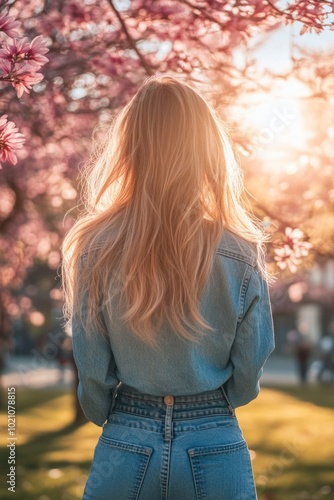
[{"xmin": 164, "ymin": 395, "xmax": 174, "ymax": 405}]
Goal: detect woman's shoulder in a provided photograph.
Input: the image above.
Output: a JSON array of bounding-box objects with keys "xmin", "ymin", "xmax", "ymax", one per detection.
[{"xmin": 215, "ymin": 229, "xmax": 258, "ymax": 268}]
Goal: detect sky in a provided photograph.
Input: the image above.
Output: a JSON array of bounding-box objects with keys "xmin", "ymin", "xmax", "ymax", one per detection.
[{"xmin": 252, "ymin": 22, "xmax": 334, "ymax": 72}]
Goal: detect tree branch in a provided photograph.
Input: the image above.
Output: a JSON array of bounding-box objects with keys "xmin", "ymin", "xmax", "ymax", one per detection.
[
  {"xmin": 107, "ymin": 0, "xmax": 154, "ymax": 76},
  {"xmin": 266, "ymin": 0, "xmax": 332, "ymax": 29},
  {"xmin": 179, "ymin": 0, "xmax": 233, "ymax": 30}
]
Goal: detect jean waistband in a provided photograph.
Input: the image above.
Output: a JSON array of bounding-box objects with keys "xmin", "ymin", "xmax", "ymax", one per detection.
[{"xmin": 111, "ymin": 382, "xmax": 235, "ymax": 417}]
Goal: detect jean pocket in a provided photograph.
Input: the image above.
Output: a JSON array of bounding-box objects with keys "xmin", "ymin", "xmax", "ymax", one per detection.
[
  {"xmin": 83, "ymin": 436, "xmax": 153, "ymax": 500},
  {"xmin": 188, "ymin": 440, "xmax": 257, "ymax": 500}
]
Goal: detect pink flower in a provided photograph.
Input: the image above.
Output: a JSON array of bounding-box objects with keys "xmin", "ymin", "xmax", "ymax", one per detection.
[
  {"xmin": 293, "ymin": 240, "xmax": 313, "ymax": 259},
  {"xmin": 27, "ymin": 36, "xmax": 49, "ymax": 67},
  {"xmin": 284, "ymin": 227, "xmax": 304, "ymax": 241},
  {"xmin": 0, "ymin": 58, "xmax": 11, "ymax": 76},
  {"xmin": 0, "ymin": 114, "xmax": 25, "ymax": 167},
  {"xmin": 0, "ymin": 59, "xmax": 44, "ymax": 98},
  {"xmin": 0, "ymin": 36, "xmax": 49, "ymax": 68},
  {"xmin": 11, "ymin": 63, "xmax": 44, "ymax": 98},
  {"xmin": 274, "ymin": 227, "xmax": 312, "ymax": 273},
  {"xmin": 0, "ymin": 38, "xmax": 30, "ymax": 65},
  {"xmin": 274, "ymin": 245, "xmax": 299, "ymax": 273},
  {"xmin": 0, "ymin": 12, "xmax": 21, "ymax": 38}
]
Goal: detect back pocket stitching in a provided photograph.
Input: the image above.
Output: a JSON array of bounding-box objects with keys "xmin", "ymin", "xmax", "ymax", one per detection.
[
  {"xmin": 188, "ymin": 439, "xmax": 247, "ymax": 457},
  {"xmin": 188, "ymin": 440, "xmax": 256, "ymax": 500},
  {"xmin": 99, "ymin": 435, "xmax": 152, "ymax": 456},
  {"xmin": 94, "ymin": 437, "xmax": 153, "ymax": 500}
]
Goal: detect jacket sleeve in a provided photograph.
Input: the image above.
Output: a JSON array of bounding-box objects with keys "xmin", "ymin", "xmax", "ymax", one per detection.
[
  {"xmin": 224, "ymin": 265, "xmax": 275, "ymax": 408},
  {"xmin": 71, "ymin": 294, "xmax": 119, "ymax": 427}
]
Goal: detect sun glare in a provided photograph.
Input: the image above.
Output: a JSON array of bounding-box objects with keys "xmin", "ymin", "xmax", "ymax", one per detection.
[
  {"xmin": 236, "ymin": 77, "xmax": 312, "ymax": 171},
  {"xmin": 274, "ymin": 77, "xmax": 310, "ymax": 99}
]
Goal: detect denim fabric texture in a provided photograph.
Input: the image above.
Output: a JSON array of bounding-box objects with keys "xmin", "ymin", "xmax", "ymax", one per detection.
[
  {"xmin": 82, "ymin": 383, "xmax": 258, "ymax": 500},
  {"xmin": 72, "ymin": 229, "xmax": 275, "ymax": 428}
]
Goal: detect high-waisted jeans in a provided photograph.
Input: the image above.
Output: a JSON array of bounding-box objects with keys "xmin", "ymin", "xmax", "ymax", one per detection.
[{"xmin": 82, "ymin": 383, "xmax": 257, "ymax": 500}]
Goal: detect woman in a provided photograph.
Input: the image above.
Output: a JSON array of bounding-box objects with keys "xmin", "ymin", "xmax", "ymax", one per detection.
[{"xmin": 62, "ymin": 76, "xmax": 275, "ymax": 499}]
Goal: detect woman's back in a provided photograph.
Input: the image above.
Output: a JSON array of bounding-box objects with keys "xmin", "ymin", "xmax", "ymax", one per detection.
[
  {"xmin": 72, "ymin": 229, "xmax": 274, "ymax": 428},
  {"xmin": 62, "ymin": 76, "xmax": 275, "ymax": 499}
]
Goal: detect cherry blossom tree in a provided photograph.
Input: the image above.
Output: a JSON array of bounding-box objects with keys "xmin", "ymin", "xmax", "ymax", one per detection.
[{"xmin": 0, "ymin": 5, "xmax": 49, "ymax": 167}]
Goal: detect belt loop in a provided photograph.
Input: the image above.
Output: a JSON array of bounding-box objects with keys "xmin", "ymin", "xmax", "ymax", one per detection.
[{"xmin": 220, "ymin": 384, "xmax": 235, "ymax": 417}]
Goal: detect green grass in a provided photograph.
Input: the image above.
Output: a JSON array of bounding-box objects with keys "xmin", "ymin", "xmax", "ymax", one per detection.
[
  {"xmin": 0, "ymin": 384, "xmax": 334, "ymax": 499},
  {"xmin": 238, "ymin": 384, "xmax": 334, "ymax": 499}
]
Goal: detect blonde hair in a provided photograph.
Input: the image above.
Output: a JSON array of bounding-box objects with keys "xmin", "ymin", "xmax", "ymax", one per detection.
[{"xmin": 62, "ymin": 76, "xmax": 266, "ymax": 345}]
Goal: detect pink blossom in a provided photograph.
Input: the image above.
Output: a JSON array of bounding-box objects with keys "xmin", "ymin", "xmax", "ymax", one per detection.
[
  {"xmin": 274, "ymin": 227, "xmax": 312, "ymax": 273},
  {"xmin": 0, "ymin": 58, "xmax": 11, "ymax": 76},
  {"xmin": 293, "ymin": 240, "xmax": 313, "ymax": 259},
  {"xmin": 0, "ymin": 36, "xmax": 49, "ymax": 68},
  {"xmin": 0, "ymin": 12, "xmax": 21, "ymax": 38},
  {"xmin": 11, "ymin": 63, "xmax": 44, "ymax": 98},
  {"xmin": 27, "ymin": 36, "xmax": 49, "ymax": 67},
  {"xmin": 274, "ymin": 245, "xmax": 299, "ymax": 273},
  {"xmin": 0, "ymin": 59, "xmax": 44, "ymax": 97},
  {"xmin": 285, "ymin": 227, "xmax": 304, "ymax": 241},
  {"xmin": 0, "ymin": 115, "xmax": 25, "ymax": 168},
  {"xmin": 284, "ymin": 227, "xmax": 312, "ymax": 257},
  {"xmin": 0, "ymin": 38, "xmax": 30, "ymax": 65}
]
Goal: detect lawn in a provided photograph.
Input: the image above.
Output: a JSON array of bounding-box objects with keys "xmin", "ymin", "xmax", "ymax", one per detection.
[{"xmin": 0, "ymin": 384, "xmax": 333, "ymax": 500}]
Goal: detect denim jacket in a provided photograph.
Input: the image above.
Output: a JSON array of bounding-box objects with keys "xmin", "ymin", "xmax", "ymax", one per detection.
[{"xmin": 72, "ymin": 229, "xmax": 275, "ymax": 426}]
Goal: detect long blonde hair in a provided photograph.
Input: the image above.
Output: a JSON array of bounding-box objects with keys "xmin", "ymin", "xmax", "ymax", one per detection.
[{"xmin": 62, "ymin": 76, "xmax": 266, "ymax": 345}]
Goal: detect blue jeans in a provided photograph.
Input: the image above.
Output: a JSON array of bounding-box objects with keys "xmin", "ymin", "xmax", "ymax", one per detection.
[{"xmin": 82, "ymin": 383, "xmax": 257, "ymax": 499}]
